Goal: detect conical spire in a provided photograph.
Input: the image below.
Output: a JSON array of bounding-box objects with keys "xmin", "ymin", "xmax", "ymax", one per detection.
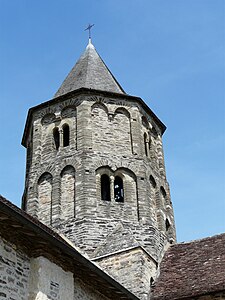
[{"xmin": 54, "ymin": 40, "xmax": 125, "ymax": 97}]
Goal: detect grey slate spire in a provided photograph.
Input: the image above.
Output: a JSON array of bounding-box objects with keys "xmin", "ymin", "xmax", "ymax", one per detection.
[{"xmin": 54, "ymin": 40, "xmax": 125, "ymax": 97}]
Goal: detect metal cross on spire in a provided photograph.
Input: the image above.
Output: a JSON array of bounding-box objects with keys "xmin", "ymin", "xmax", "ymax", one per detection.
[{"xmin": 85, "ymin": 23, "xmax": 94, "ymax": 40}]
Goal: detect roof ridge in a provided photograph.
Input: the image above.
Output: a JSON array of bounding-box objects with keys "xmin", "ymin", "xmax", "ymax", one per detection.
[{"xmin": 84, "ymin": 42, "xmax": 91, "ymax": 87}]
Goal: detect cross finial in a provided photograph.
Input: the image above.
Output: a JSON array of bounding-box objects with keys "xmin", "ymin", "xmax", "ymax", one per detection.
[{"xmin": 85, "ymin": 23, "xmax": 94, "ymax": 40}]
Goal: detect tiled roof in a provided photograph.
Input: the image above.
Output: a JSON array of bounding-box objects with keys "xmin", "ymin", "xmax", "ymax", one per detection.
[
  {"xmin": 54, "ymin": 40, "xmax": 125, "ymax": 97},
  {"xmin": 151, "ymin": 233, "xmax": 225, "ymax": 300}
]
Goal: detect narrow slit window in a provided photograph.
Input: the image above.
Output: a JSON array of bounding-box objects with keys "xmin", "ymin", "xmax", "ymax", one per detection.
[
  {"xmin": 144, "ymin": 133, "xmax": 148, "ymax": 156},
  {"xmin": 150, "ymin": 277, "xmax": 154, "ymax": 286},
  {"xmin": 63, "ymin": 124, "xmax": 70, "ymax": 147},
  {"xmin": 160, "ymin": 186, "xmax": 167, "ymax": 198},
  {"xmin": 101, "ymin": 174, "xmax": 111, "ymax": 201},
  {"xmin": 150, "ymin": 175, "xmax": 156, "ymax": 188},
  {"xmin": 53, "ymin": 127, "xmax": 60, "ymax": 150},
  {"xmin": 114, "ymin": 176, "xmax": 124, "ymax": 202},
  {"xmin": 166, "ymin": 218, "xmax": 170, "ymax": 231}
]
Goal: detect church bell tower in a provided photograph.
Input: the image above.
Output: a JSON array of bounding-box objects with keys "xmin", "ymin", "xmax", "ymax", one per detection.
[{"xmin": 22, "ymin": 39, "xmax": 176, "ymax": 299}]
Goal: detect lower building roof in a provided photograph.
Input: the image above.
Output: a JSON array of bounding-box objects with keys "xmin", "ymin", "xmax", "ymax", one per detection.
[
  {"xmin": 0, "ymin": 195, "xmax": 139, "ymax": 300},
  {"xmin": 151, "ymin": 233, "xmax": 225, "ymax": 300}
]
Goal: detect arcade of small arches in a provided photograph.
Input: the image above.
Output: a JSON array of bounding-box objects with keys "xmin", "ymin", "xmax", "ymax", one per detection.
[
  {"xmin": 149, "ymin": 175, "xmax": 172, "ymax": 233},
  {"xmin": 41, "ymin": 105, "xmax": 77, "ymax": 152},
  {"xmin": 40, "ymin": 102, "xmax": 160, "ymax": 160},
  {"xmin": 37, "ymin": 165, "xmax": 76, "ymax": 225},
  {"xmin": 53, "ymin": 124, "xmax": 70, "ymax": 150},
  {"xmin": 36, "ymin": 165, "xmax": 172, "ymax": 234},
  {"xmin": 95, "ymin": 167, "xmax": 137, "ymax": 203},
  {"xmin": 142, "ymin": 116, "xmax": 158, "ymax": 159}
]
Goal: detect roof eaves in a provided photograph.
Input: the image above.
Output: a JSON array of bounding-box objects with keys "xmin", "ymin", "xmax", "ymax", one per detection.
[
  {"xmin": 93, "ymin": 244, "xmax": 158, "ymax": 266},
  {"xmin": 0, "ymin": 195, "xmax": 139, "ymax": 300}
]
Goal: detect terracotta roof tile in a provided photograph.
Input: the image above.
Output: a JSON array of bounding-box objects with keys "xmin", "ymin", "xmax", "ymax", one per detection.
[{"xmin": 152, "ymin": 234, "xmax": 225, "ymax": 299}]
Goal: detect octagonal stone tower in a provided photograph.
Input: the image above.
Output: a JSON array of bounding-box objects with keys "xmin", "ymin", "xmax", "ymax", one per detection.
[{"xmin": 22, "ymin": 40, "xmax": 176, "ymax": 299}]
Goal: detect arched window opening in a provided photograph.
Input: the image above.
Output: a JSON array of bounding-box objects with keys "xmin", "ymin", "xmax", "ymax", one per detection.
[
  {"xmin": 63, "ymin": 124, "xmax": 70, "ymax": 147},
  {"xmin": 144, "ymin": 133, "xmax": 148, "ymax": 156},
  {"xmin": 53, "ymin": 127, "xmax": 60, "ymax": 150},
  {"xmin": 150, "ymin": 175, "xmax": 156, "ymax": 188},
  {"xmin": 150, "ymin": 277, "xmax": 154, "ymax": 287},
  {"xmin": 160, "ymin": 186, "xmax": 167, "ymax": 198},
  {"xmin": 101, "ymin": 174, "xmax": 111, "ymax": 201},
  {"xmin": 165, "ymin": 218, "xmax": 171, "ymax": 231},
  {"xmin": 114, "ymin": 176, "xmax": 124, "ymax": 202}
]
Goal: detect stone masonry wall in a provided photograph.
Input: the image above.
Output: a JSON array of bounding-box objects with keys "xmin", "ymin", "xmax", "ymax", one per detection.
[
  {"xmin": 23, "ymin": 92, "xmax": 176, "ymax": 298},
  {"xmin": 95, "ymin": 247, "xmax": 157, "ymax": 300},
  {"xmin": 0, "ymin": 236, "xmax": 30, "ymax": 300},
  {"xmin": 58, "ymin": 218, "xmax": 168, "ymax": 262},
  {"xmin": 28, "ymin": 256, "xmax": 74, "ymax": 300},
  {"xmin": 24, "ymin": 93, "xmax": 175, "ymax": 242},
  {"xmin": 0, "ymin": 237, "xmax": 112, "ymax": 300}
]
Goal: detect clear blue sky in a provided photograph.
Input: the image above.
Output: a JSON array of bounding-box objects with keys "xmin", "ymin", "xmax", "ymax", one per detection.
[{"xmin": 0, "ymin": 0, "xmax": 224, "ymax": 242}]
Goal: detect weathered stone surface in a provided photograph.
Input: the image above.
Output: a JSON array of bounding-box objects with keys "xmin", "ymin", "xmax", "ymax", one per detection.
[
  {"xmin": 0, "ymin": 237, "xmax": 30, "ymax": 300},
  {"xmin": 92, "ymin": 223, "xmax": 140, "ymax": 258},
  {"xmin": 23, "ymin": 94, "xmax": 175, "ymax": 237},
  {"xmin": 22, "ymin": 91, "xmax": 176, "ymax": 299},
  {"xmin": 95, "ymin": 247, "xmax": 157, "ymax": 300},
  {"xmin": 28, "ymin": 256, "xmax": 74, "ymax": 300},
  {"xmin": 0, "ymin": 235, "xmax": 117, "ymax": 300}
]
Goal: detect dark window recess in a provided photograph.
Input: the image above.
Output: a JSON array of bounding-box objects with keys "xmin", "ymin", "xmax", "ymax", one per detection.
[
  {"xmin": 53, "ymin": 128, "xmax": 60, "ymax": 150},
  {"xmin": 63, "ymin": 124, "xmax": 70, "ymax": 147},
  {"xmin": 166, "ymin": 218, "xmax": 170, "ymax": 231},
  {"xmin": 114, "ymin": 176, "xmax": 124, "ymax": 202},
  {"xmin": 160, "ymin": 186, "xmax": 167, "ymax": 198},
  {"xmin": 150, "ymin": 175, "xmax": 156, "ymax": 188},
  {"xmin": 144, "ymin": 133, "xmax": 148, "ymax": 156},
  {"xmin": 150, "ymin": 277, "xmax": 154, "ymax": 286},
  {"xmin": 101, "ymin": 174, "xmax": 111, "ymax": 201}
]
